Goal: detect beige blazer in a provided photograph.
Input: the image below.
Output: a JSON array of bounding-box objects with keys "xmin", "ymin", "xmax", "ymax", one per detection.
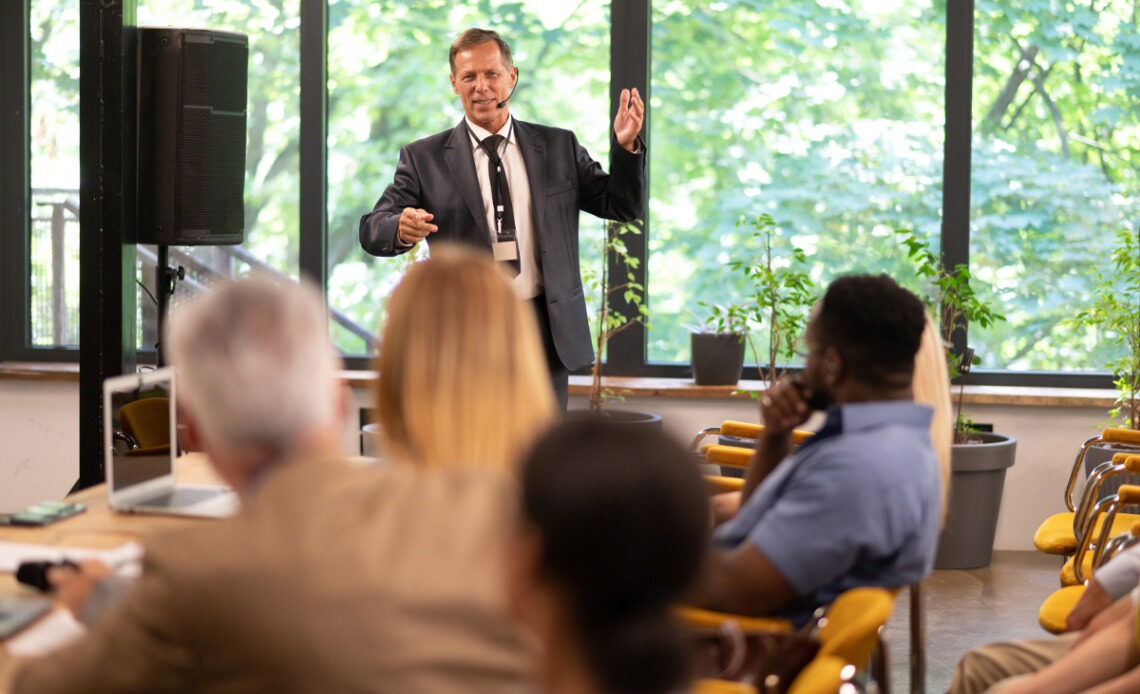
[{"xmin": 12, "ymin": 455, "xmax": 530, "ymax": 694}]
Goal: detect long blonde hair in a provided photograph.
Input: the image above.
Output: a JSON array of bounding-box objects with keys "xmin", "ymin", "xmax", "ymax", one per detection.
[
  {"xmin": 911, "ymin": 312, "xmax": 953, "ymax": 526},
  {"xmin": 376, "ymin": 244, "xmax": 557, "ymax": 472}
]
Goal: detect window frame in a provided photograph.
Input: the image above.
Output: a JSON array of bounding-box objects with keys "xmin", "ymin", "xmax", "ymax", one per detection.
[{"xmin": 1, "ymin": 0, "xmax": 1118, "ymax": 389}]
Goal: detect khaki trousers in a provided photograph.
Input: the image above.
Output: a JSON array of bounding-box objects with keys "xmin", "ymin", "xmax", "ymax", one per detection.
[{"xmin": 947, "ymin": 631, "xmax": 1080, "ymax": 694}]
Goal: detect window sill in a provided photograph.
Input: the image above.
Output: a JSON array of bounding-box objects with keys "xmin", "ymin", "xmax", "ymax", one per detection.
[
  {"xmin": 2, "ymin": 362, "xmax": 1120, "ymax": 409},
  {"xmin": 0, "ymin": 361, "xmax": 80, "ymax": 382}
]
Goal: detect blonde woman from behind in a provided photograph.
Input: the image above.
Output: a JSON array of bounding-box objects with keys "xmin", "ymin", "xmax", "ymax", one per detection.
[{"xmin": 376, "ymin": 243, "xmax": 558, "ymax": 472}]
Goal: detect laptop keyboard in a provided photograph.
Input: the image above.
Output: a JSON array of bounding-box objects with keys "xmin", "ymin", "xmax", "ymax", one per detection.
[{"xmin": 140, "ymin": 487, "xmax": 226, "ymax": 508}]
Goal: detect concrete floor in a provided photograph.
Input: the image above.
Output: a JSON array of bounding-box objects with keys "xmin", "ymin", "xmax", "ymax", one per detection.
[{"xmin": 882, "ymin": 550, "xmax": 1063, "ymax": 694}]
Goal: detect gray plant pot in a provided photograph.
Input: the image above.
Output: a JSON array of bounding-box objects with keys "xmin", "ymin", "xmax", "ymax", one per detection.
[
  {"xmin": 691, "ymin": 332, "xmax": 747, "ymax": 386},
  {"xmin": 934, "ymin": 432, "xmax": 1017, "ymax": 570},
  {"xmin": 565, "ymin": 409, "xmax": 663, "ymax": 429}
]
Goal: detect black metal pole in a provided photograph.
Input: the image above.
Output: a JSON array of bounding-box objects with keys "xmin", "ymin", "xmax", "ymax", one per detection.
[
  {"xmin": 78, "ymin": 0, "xmax": 138, "ymax": 489},
  {"xmin": 156, "ymin": 245, "xmax": 169, "ymax": 367},
  {"xmin": 603, "ymin": 0, "xmax": 650, "ymax": 375},
  {"xmin": 0, "ymin": 1, "xmax": 31, "ymax": 362},
  {"xmin": 298, "ymin": 0, "xmax": 329, "ymax": 291},
  {"xmin": 941, "ymin": 0, "xmax": 974, "ymax": 358}
]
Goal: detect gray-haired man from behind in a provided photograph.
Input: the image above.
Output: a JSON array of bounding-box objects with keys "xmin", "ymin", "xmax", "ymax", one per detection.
[{"xmin": 11, "ymin": 277, "xmax": 529, "ymax": 694}]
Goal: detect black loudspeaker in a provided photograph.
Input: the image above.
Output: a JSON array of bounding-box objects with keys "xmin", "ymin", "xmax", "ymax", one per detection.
[{"xmin": 137, "ymin": 27, "xmax": 248, "ymax": 245}]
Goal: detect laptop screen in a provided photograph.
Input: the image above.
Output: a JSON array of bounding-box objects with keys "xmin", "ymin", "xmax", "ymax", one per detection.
[{"xmin": 105, "ymin": 369, "xmax": 178, "ymax": 493}]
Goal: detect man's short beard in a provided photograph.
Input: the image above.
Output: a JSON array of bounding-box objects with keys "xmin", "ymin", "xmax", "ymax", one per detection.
[{"xmin": 806, "ymin": 386, "xmax": 834, "ymax": 412}]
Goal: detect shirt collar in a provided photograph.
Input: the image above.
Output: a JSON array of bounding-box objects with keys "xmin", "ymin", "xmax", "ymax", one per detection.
[
  {"xmin": 793, "ymin": 400, "xmax": 933, "ymax": 453},
  {"xmin": 464, "ymin": 116, "xmax": 514, "ymax": 148},
  {"xmin": 834, "ymin": 400, "xmax": 934, "ymax": 433}
]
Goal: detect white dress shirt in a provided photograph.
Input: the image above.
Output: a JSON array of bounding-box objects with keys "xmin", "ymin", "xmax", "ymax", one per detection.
[
  {"xmin": 464, "ymin": 116, "xmax": 543, "ymax": 299},
  {"xmin": 1094, "ymin": 542, "xmax": 1140, "ymax": 599}
]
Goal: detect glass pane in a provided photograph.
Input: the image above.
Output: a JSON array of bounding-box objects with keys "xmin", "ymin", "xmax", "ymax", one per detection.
[
  {"xmin": 28, "ymin": 1, "xmax": 300, "ymax": 352},
  {"xmin": 971, "ymin": 0, "xmax": 1139, "ymax": 372},
  {"xmin": 136, "ymin": 2, "xmax": 301, "ymax": 353},
  {"xmin": 326, "ymin": 1, "xmax": 611, "ymax": 356},
  {"xmin": 648, "ymin": 1, "xmax": 946, "ymax": 367},
  {"xmin": 29, "ymin": 0, "xmax": 80, "ymax": 347}
]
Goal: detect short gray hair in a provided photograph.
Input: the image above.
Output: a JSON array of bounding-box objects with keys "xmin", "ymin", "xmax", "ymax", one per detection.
[
  {"xmin": 165, "ymin": 275, "xmax": 341, "ymax": 457},
  {"xmin": 449, "ymin": 28, "xmax": 513, "ymax": 74}
]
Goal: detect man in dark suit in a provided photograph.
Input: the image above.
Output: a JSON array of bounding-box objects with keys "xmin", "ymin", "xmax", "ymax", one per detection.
[{"xmin": 359, "ymin": 28, "xmax": 646, "ymax": 408}]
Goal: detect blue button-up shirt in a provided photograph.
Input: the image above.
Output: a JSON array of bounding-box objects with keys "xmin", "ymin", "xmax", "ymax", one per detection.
[{"xmin": 712, "ymin": 400, "xmax": 940, "ymax": 627}]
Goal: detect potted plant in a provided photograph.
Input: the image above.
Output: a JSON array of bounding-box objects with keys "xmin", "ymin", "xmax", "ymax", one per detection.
[
  {"xmin": 690, "ymin": 302, "xmax": 749, "ymax": 386},
  {"xmin": 896, "ymin": 228, "xmax": 1014, "ymax": 569},
  {"xmin": 730, "ymin": 213, "xmax": 817, "ymax": 392},
  {"xmin": 1063, "ymin": 226, "xmax": 1140, "ymax": 477},
  {"xmin": 575, "ymin": 219, "xmax": 660, "ymax": 426}
]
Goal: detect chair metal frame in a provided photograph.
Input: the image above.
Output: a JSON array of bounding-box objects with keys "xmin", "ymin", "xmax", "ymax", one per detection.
[{"xmin": 1072, "ymin": 484, "xmax": 1140, "ymax": 584}]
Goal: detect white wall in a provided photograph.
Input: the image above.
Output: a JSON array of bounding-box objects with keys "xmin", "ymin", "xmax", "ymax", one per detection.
[
  {"xmin": 0, "ymin": 380, "xmax": 81, "ymax": 512},
  {"xmin": 0, "ymin": 379, "xmax": 1110, "ymax": 551}
]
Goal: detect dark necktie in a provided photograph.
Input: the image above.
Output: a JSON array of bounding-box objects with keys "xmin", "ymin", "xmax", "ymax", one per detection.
[{"xmin": 478, "ymin": 134, "xmax": 520, "ymax": 276}]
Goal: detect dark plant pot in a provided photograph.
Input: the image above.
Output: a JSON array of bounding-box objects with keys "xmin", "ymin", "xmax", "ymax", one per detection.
[
  {"xmin": 565, "ymin": 409, "xmax": 663, "ymax": 430},
  {"xmin": 934, "ymin": 432, "xmax": 1017, "ymax": 570},
  {"xmin": 691, "ymin": 332, "xmax": 747, "ymax": 386}
]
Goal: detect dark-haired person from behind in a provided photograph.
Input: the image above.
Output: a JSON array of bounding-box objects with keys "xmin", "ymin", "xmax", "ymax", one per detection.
[
  {"xmin": 506, "ymin": 420, "xmax": 709, "ymax": 694},
  {"xmin": 690, "ymin": 274, "xmax": 942, "ymax": 627}
]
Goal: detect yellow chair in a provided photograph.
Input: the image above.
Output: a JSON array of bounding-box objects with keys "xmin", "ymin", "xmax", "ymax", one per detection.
[
  {"xmin": 116, "ymin": 396, "xmax": 172, "ymax": 456},
  {"xmin": 692, "ymin": 421, "xmax": 816, "ymax": 454},
  {"xmin": 1038, "ymin": 488, "xmax": 1140, "ymax": 633},
  {"xmin": 1033, "ymin": 432, "xmax": 1140, "ymax": 556},
  {"xmin": 706, "ymin": 475, "xmax": 745, "ymax": 494},
  {"xmin": 1038, "ymin": 585, "xmax": 1086, "ymax": 634},
  {"xmin": 1066, "ymin": 484, "xmax": 1140, "ymax": 585},
  {"xmin": 118, "ymin": 396, "xmax": 171, "ymax": 449},
  {"xmin": 815, "ymin": 587, "xmax": 896, "ymax": 671},
  {"xmin": 675, "ymin": 605, "xmax": 794, "ymax": 633},
  {"xmin": 692, "ymin": 680, "xmax": 760, "ymax": 694},
  {"xmin": 786, "ymin": 656, "xmax": 853, "ymax": 694}
]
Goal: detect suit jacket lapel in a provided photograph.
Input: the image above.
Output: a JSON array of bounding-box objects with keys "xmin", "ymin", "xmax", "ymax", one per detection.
[
  {"xmin": 515, "ymin": 120, "xmax": 547, "ymax": 238},
  {"xmin": 443, "ymin": 120, "xmax": 491, "ymax": 244}
]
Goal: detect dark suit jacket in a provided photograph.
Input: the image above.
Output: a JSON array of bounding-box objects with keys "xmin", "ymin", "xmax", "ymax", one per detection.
[{"xmin": 359, "ymin": 118, "xmax": 646, "ymax": 372}]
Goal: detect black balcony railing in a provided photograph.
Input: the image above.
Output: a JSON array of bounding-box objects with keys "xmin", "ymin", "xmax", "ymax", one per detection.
[{"xmin": 30, "ymin": 188, "xmax": 379, "ymax": 354}]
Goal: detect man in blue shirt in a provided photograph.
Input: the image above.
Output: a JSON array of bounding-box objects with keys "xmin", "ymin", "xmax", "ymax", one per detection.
[{"xmin": 691, "ymin": 274, "xmax": 941, "ymax": 627}]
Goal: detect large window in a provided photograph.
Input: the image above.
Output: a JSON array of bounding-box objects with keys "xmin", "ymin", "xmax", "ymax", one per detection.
[
  {"xmin": 648, "ymin": 1, "xmax": 945, "ymax": 365},
  {"xmin": 969, "ymin": 0, "xmax": 1140, "ymax": 372},
  {"xmin": 26, "ymin": 0, "xmax": 301, "ymax": 352},
  {"xmin": 29, "ymin": 0, "xmax": 80, "ymax": 347},
  {"xmin": 5, "ymin": 0, "xmax": 1125, "ymax": 387},
  {"xmin": 325, "ymin": 1, "xmax": 611, "ymax": 355}
]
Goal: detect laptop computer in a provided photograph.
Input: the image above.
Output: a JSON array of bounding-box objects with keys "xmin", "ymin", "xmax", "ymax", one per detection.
[{"xmin": 103, "ymin": 368, "xmax": 238, "ymax": 519}]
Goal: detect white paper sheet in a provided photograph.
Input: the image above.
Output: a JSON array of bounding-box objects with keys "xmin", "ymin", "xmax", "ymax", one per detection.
[
  {"xmin": 0, "ymin": 541, "xmax": 143, "ymax": 573},
  {"xmin": 3, "ymin": 608, "xmax": 87, "ymax": 658}
]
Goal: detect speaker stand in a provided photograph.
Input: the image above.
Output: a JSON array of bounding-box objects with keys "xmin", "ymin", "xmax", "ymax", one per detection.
[{"xmin": 155, "ymin": 245, "xmax": 185, "ymax": 367}]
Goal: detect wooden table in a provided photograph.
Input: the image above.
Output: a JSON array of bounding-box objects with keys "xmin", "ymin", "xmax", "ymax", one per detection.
[{"xmin": 1, "ymin": 454, "xmax": 223, "ymax": 689}]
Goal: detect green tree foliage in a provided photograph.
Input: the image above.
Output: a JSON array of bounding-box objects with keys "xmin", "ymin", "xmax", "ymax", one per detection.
[
  {"xmin": 649, "ymin": 0, "xmax": 1138, "ymax": 373},
  {"xmin": 648, "ymin": 0, "xmax": 947, "ymax": 363},
  {"xmin": 1065, "ymin": 227, "xmax": 1140, "ymax": 428},
  {"xmin": 27, "ymin": 0, "xmax": 1139, "ymax": 373},
  {"xmin": 970, "ymin": 0, "xmax": 1140, "ymax": 370}
]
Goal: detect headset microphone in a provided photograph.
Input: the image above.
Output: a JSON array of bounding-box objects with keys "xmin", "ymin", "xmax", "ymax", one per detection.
[{"xmin": 497, "ymin": 69, "xmax": 520, "ymax": 109}]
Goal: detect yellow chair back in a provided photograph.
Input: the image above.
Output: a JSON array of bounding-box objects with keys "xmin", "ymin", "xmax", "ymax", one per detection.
[
  {"xmin": 816, "ymin": 587, "xmax": 895, "ymax": 668},
  {"xmin": 118, "ymin": 397, "xmax": 170, "ymax": 449},
  {"xmin": 692, "ymin": 680, "xmax": 759, "ymax": 694}
]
